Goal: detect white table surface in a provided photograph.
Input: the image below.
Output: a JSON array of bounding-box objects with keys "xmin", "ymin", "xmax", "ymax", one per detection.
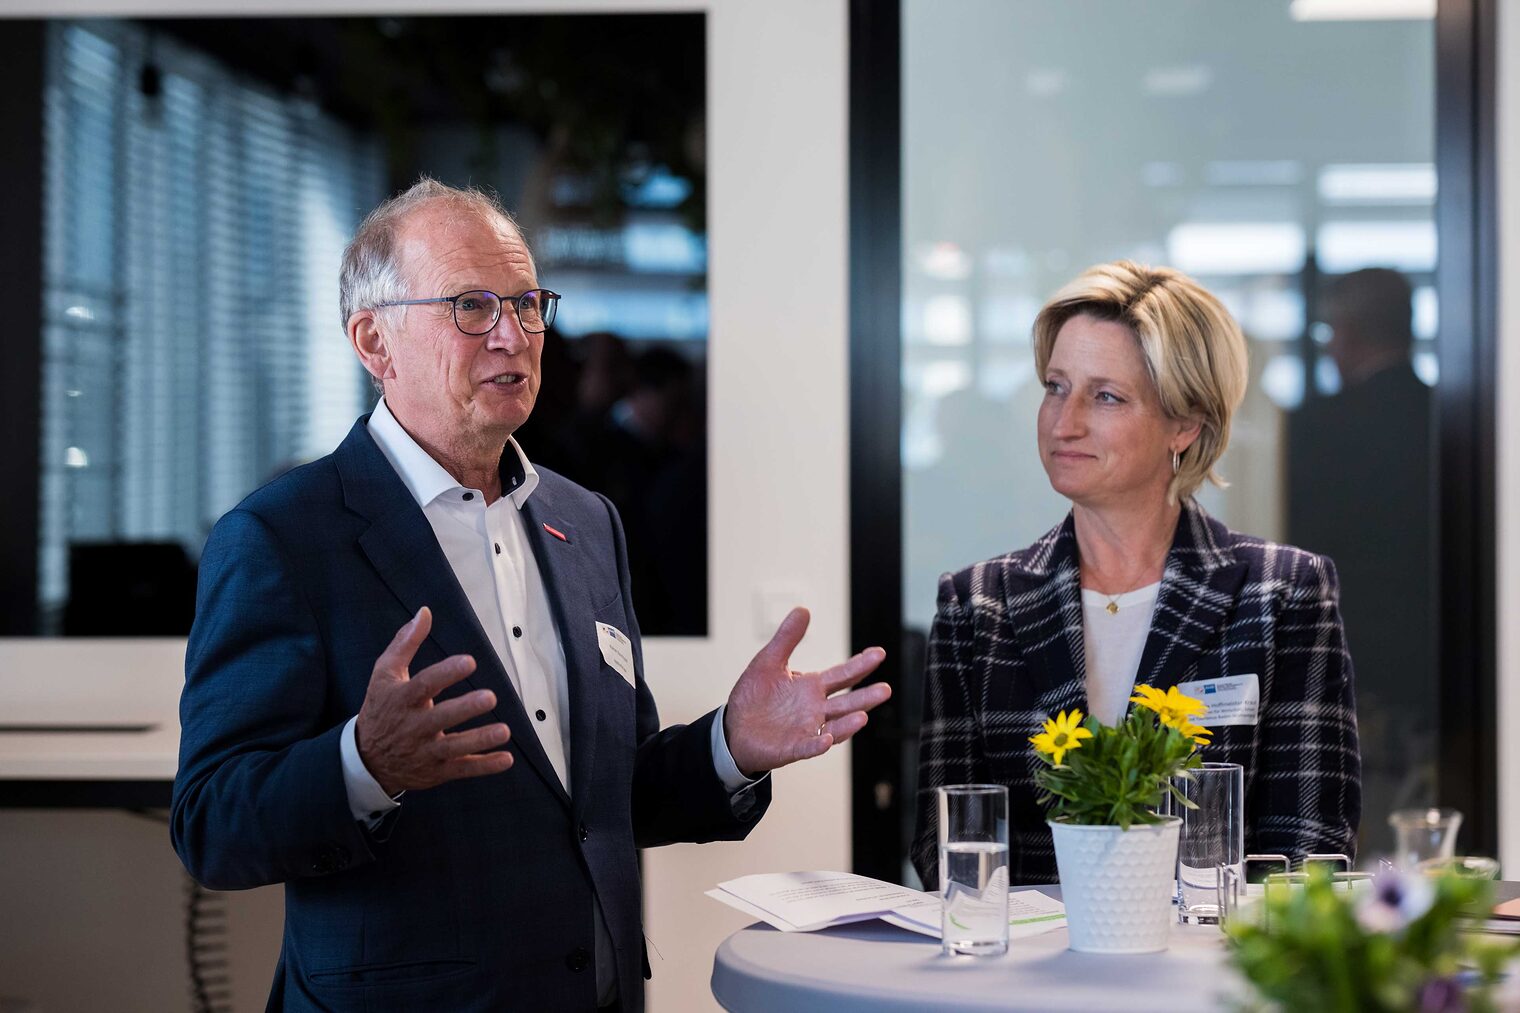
[{"xmin": 711, "ymin": 886, "xmax": 1247, "ymax": 1013}]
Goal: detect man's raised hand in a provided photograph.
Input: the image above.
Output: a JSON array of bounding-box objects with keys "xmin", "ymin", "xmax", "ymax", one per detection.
[
  {"xmin": 356, "ymin": 607, "xmax": 513, "ymax": 796},
  {"xmin": 722, "ymin": 607, "xmax": 889, "ymax": 777}
]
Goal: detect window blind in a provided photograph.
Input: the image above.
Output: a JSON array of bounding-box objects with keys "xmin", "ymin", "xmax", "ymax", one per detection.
[{"xmin": 39, "ymin": 20, "xmax": 384, "ymax": 623}]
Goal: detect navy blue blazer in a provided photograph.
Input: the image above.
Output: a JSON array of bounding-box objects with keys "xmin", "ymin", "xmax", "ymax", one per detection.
[
  {"xmin": 171, "ymin": 416, "xmax": 769, "ymax": 1012},
  {"xmin": 912, "ymin": 501, "xmax": 1361, "ymax": 887}
]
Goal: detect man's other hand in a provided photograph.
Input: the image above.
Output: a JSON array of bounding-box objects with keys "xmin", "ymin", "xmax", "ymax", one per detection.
[
  {"xmin": 356, "ymin": 606, "xmax": 514, "ymax": 795},
  {"xmin": 723, "ymin": 607, "xmax": 889, "ymax": 777}
]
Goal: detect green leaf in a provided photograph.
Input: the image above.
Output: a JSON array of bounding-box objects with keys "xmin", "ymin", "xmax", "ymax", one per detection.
[{"xmin": 1028, "ymin": 700, "xmax": 1202, "ymax": 827}]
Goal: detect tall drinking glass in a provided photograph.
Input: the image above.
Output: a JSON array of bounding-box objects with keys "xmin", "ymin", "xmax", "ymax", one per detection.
[
  {"xmin": 937, "ymin": 784, "xmax": 1009, "ymax": 956},
  {"xmin": 1174, "ymin": 762, "xmax": 1244, "ymax": 925}
]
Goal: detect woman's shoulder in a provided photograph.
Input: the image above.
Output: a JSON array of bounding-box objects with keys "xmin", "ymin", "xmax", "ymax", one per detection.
[
  {"xmin": 1187, "ymin": 505, "xmax": 1340, "ymax": 591},
  {"xmin": 938, "ymin": 515, "xmax": 1077, "ymax": 608}
]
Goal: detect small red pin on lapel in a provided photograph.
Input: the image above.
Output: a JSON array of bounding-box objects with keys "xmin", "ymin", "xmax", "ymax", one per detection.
[{"xmin": 543, "ymin": 522, "xmax": 568, "ymax": 542}]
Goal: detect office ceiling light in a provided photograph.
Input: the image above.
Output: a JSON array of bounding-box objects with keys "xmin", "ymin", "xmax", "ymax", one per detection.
[
  {"xmin": 1318, "ymin": 163, "xmax": 1437, "ymax": 205},
  {"xmin": 919, "ymin": 242, "xmax": 973, "ymax": 281},
  {"xmin": 1260, "ymin": 354, "xmax": 1307, "ymax": 410},
  {"xmin": 919, "ymin": 359, "xmax": 971, "ymax": 397},
  {"xmin": 1413, "ymin": 351, "xmax": 1439, "ymax": 386},
  {"xmin": 1166, "ymin": 222, "xmax": 1307, "ymax": 276},
  {"xmin": 1413, "ymin": 285, "xmax": 1438, "ymax": 340},
  {"xmin": 623, "ymin": 223, "xmax": 707, "ymax": 274},
  {"xmin": 1317, "ymin": 220, "xmax": 1437, "ymax": 273},
  {"xmin": 923, "ymin": 295, "xmax": 972, "ymax": 346},
  {"xmin": 1289, "ymin": 0, "xmax": 1434, "ymax": 20},
  {"xmin": 1239, "ymin": 288, "xmax": 1305, "ymax": 342},
  {"xmin": 1143, "ymin": 65, "xmax": 1212, "ymax": 97}
]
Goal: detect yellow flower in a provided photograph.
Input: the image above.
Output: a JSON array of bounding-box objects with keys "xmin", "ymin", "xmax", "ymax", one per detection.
[
  {"xmin": 1029, "ymin": 709, "xmax": 1093, "ymax": 765},
  {"xmin": 1176, "ymin": 719, "xmax": 1213, "ymax": 746},
  {"xmin": 1130, "ymin": 684, "xmax": 1208, "ymax": 730}
]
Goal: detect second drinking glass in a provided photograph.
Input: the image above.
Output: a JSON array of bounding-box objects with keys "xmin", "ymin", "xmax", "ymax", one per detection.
[
  {"xmin": 1174, "ymin": 761, "xmax": 1244, "ymax": 924},
  {"xmin": 937, "ymin": 784, "xmax": 1010, "ymax": 955}
]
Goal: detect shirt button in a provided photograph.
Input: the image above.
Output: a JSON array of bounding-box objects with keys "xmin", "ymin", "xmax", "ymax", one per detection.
[
  {"xmin": 462, "ymin": 491, "xmax": 474, "ymax": 501},
  {"xmin": 512, "ymin": 625, "xmax": 523, "ymax": 638},
  {"xmin": 494, "ymin": 543, "xmax": 502, "ymax": 555},
  {"xmin": 535, "ymin": 709, "xmax": 546, "ymax": 721}
]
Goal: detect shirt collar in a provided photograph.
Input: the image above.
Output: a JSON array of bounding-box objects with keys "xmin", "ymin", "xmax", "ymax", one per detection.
[{"xmin": 366, "ymin": 396, "xmax": 540, "ymax": 511}]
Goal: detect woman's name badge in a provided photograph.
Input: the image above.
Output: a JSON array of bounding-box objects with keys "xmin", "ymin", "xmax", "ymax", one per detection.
[
  {"xmin": 595, "ymin": 622, "xmax": 637, "ymax": 688},
  {"xmin": 1174, "ymin": 673, "xmax": 1260, "ymax": 727}
]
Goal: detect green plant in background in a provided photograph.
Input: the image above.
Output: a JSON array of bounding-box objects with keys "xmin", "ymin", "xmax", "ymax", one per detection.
[
  {"xmin": 1030, "ymin": 685, "xmax": 1209, "ymax": 828},
  {"xmin": 1227, "ymin": 868, "xmax": 1518, "ymax": 1012}
]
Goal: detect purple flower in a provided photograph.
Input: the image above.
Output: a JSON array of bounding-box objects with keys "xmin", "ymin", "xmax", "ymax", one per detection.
[
  {"xmin": 1417, "ymin": 977, "xmax": 1466, "ymax": 1013},
  {"xmin": 1356, "ymin": 868, "xmax": 1434, "ymax": 934}
]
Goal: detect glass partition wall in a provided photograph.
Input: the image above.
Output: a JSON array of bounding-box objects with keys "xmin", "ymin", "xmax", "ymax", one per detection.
[{"xmin": 892, "ymin": 0, "xmax": 1440, "ymax": 882}]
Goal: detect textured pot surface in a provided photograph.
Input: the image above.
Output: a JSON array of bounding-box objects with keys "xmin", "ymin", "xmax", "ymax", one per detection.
[{"xmin": 1049, "ymin": 817, "xmax": 1180, "ymax": 954}]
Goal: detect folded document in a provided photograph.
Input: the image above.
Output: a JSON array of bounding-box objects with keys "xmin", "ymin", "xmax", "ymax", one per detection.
[{"xmin": 706, "ymin": 870, "xmax": 1065, "ymax": 940}]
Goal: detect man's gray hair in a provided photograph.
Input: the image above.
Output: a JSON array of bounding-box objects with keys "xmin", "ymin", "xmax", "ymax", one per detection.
[{"xmin": 338, "ymin": 176, "xmax": 528, "ymax": 331}]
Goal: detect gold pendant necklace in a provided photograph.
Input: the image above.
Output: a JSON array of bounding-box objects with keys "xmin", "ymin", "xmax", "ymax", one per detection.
[{"xmin": 1090, "ymin": 548, "xmax": 1169, "ymax": 616}]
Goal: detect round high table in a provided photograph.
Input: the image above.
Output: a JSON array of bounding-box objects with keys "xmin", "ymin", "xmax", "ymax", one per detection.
[{"xmin": 710, "ymin": 886, "xmax": 1246, "ymax": 1012}]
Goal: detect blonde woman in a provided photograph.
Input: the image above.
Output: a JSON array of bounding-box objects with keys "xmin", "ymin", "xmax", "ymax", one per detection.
[{"xmin": 911, "ymin": 261, "xmax": 1361, "ymax": 887}]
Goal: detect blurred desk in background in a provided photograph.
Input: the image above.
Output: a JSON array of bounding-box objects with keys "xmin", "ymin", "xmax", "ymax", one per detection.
[{"xmin": 0, "ymin": 639, "xmax": 182, "ymax": 807}]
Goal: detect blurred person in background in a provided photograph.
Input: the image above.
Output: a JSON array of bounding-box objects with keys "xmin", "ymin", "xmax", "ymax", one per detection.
[
  {"xmin": 590, "ymin": 347, "xmax": 706, "ymax": 634},
  {"xmin": 1289, "ymin": 267, "xmax": 1435, "ymax": 845}
]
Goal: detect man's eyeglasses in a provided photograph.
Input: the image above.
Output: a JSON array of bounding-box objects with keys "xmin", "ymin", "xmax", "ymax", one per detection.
[{"xmin": 376, "ymin": 288, "xmax": 560, "ymax": 335}]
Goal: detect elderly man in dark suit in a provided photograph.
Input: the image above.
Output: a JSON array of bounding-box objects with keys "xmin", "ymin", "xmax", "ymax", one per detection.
[{"xmin": 171, "ymin": 178, "xmax": 889, "ymax": 1012}]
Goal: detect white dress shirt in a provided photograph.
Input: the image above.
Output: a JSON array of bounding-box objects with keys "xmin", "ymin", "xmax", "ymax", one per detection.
[
  {"xmin": 1080, "ymin": 581, "xmax": 1161, "ymax": 725},
  {"xmin": 339, "ymin": 397, "xmax": 754, "ymax": 821}
]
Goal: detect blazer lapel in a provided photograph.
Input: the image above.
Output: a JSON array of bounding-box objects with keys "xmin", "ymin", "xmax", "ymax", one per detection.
[
  {"xmin": 520, "ymin": 488, "xmax": 603, "ymax": 817},
  {"xmin": 998, "ymin": 516, "xmax": 1087, "ymax": 716},
  {"xmin": 334, "ymin": 418, "xmax": 571, "ymax": 809},
  {"xmin": 1135, "ymin": 502, "xmax": 1249, "ymax": 692}
]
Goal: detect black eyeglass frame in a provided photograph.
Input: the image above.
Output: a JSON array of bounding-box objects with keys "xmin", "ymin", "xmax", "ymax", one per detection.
[{"xmin": 375, "ymin": 288, "xmax": 561, "ymax": 335}]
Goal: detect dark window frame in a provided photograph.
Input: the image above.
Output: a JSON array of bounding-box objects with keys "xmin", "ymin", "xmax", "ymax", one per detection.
[
  {"xmin": 0, "ymin": 20, "xmax": 44, "ymax": 637},
  {"xmin": 1433, "ymin": 0, "xmax": 1499, "ymax": 856}
]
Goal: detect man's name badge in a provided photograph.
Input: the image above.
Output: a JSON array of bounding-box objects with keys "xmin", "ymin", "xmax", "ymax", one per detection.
[
  {"xmin": 595, "ymin": 622, "xmax": 637, "ymax": 688},
  {"xmin": 1174, "ymin": 673, "xmax": 1260, "ymax": 727}
]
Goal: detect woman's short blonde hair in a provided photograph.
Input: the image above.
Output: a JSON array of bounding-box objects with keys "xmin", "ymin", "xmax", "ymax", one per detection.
[{"xmin": 1032, "ymin": 261, "xmax": 1249, "ymax": 503}]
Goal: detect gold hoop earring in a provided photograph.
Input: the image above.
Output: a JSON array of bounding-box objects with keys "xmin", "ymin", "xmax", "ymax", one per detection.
[{"xmin": 1172, "ymin": 450, "xmax": 1180, "ymax": 475}]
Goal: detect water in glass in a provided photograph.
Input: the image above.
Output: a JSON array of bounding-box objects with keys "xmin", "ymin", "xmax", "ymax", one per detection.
[{"xmin": 940, "ymin": 841, "xmax": 1010, "ymax": 955}]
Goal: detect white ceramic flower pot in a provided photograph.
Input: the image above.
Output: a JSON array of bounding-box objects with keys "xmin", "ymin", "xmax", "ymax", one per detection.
[{"xmin": 1048, "ymin": 816, "xmax": 1181, "ymax": 954}]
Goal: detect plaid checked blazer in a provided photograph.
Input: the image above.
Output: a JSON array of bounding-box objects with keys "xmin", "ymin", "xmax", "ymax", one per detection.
[{"xmin": 911, "ymin": 499, "xmax": 1361, "ymax": 887}]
